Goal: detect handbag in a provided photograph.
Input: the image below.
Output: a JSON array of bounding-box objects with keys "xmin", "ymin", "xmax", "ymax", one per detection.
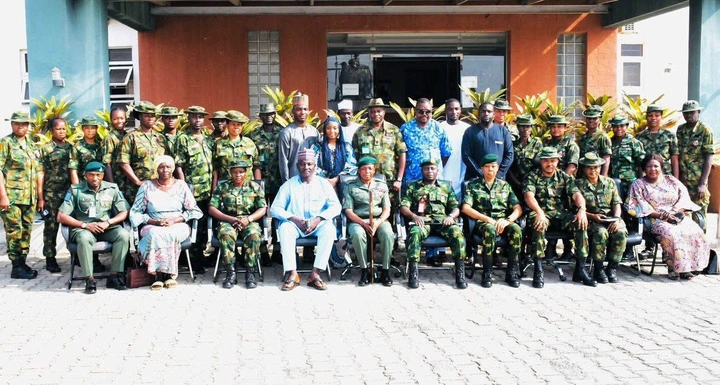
[{"xmin": 126, "ymin": 253, "xmax": 154, "ymax": 288}]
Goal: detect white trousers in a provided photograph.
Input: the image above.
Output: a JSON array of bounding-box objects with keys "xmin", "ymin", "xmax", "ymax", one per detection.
[{"xmin": 278, "ymin": 220, "xmax": 336, "ymax": 271}]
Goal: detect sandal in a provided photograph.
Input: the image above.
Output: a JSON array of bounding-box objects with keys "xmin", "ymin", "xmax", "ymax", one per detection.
[
  {"xmin": 164, "ymin": 279, "xmax": 178, "ymax": 288},
  {"xmin": 667, "ymin": 271, "xmax": 680, "ymax": 281},
  {"xmin": 281, "ymin": 273, "xmax": 300, "ymax": 291},
  {"xmin": 679, "ymin": 273, "xmax": 695, "ymax": 280},
  {"xmin": 307, "ymin": 276, "xmax": 327, "ymax": 291},
  {"xmin": 151, "ymin": 281, "xmax": 164, "ymax": 290}
]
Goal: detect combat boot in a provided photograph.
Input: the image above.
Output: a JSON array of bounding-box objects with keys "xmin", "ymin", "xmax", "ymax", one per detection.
[
  {"xmin": 45, "ymin": 257, "xmax": 61, "ymax": 273},
  {"xmin": 358, "ymin": 268, "xmax": 370, "ymax": 287},
  {"xmin": 408, "ymin": 261, "xmax": 419, "ymax": 289},
  {"xmin": 572, "ymin": 258, "xmax": 597, "ymax": 287},
  {"xmin": 605, "ymin": 260, "xmax": 619, "ymax": 283},
  {"xmin": 505, "ymin": 262, "xmax": 520, "ymax": 288},
  {"xmin": 480, "ymin": 254, "xmax": 493, "ymax": 288},
  {"xmin": 593, "ymin": 260, "xmax": 609, "ymax": 284},
  {"xmin": 532, "ymin": 258, "xmax": 544, "ymax": 288},
  {"xmin": 11, "ymin": 259, "xmax": 37, "ymax": 279},
  {"xmin": 455, "ymin": 257, "xmax": 467, "ymax": 289},
  {"xmin": 245, "ymin": 268, "xmax": 257, "ymax": 289},
  {"xmin": 84, "ymin": 277, "xmax": 97, "ymax": 294},
  {"xmin": 380, "ymin": 269, "xmax": 393, "ymax": 287},
  {"xmin": 222, "ymin": 264, "xmax": 236, "ymax": 289},
  {"xmin": 107, "ymin": 273, "xmax": 128, "ymax": 290}
]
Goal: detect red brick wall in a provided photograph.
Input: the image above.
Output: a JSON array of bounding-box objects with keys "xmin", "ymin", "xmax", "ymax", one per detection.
[{"xmin": 138, "ymin": 13, "xmax": 616, "ymax": 114}]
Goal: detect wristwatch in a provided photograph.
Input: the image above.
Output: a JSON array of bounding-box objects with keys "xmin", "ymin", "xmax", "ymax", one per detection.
[{"xmin": 81, "ymin": 222, "xmax": 87, "ymax": 229}]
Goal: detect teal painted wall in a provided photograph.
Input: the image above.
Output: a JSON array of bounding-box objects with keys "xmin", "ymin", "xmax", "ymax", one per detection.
[
  {"xmin": 25, "ymin": 0, "xmax": 109, "ymax": 122},
  {"xmin": 688, "ymin": 0, "xmax": 720, "ymax": 140}
]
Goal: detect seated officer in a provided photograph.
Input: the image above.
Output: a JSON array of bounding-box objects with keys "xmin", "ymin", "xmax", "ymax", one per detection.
[
  {"xmin": 523, "ymin": 147, "xmax": 595, "ymax": 288},
  {"xmin": 57, "ymin": 161, "xmax": 131, "ymax": 294},
  {"xmin": 399, "ymin": 159, "xmax": 466, "ymax": 289},
  {"xmin": 461, "ymin": 154, "xmax": 523, "ymax": 288},
  {"xmin": 575, "ymin": 152, "xmax": 627, "ymax": 284},
  {"xmin": 343, "ymin": 156, "xmax": 394, "ymax": 287},
  {"xmin": 208, "ymin": 161, "xmax": 267, "ymax": 289}
]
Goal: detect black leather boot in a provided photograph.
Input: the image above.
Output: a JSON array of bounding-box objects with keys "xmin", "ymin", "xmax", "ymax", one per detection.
[
  {"xmin": 45, "ymin": 257, "xmax": 61, "ymax": 273},
  {"xmin": 245, "ymin": 268, "xmax": 257, "ymax": 289},
  {"xmin": 593, "ymin": 259, "xmax": 609, "ymax": 284},
  {"xmin": 455, "ymin": 258, "xmax": 467, "ymax": 289},
  {"xmin": 380, "ymin": 269, "xmax": 393, "ymax": 287},
  {"xmin": 573, "ymin": 258, "xmax": 597, "ymax": 287},
  {"xmin": 358, "ymin": 268, "xmax": 370, "ymax": 287},
  {"xmin": 505, "ymin": 262, "xmax": 520, "ymax": 288},
  {"xmin": 222, "ymin": 264, "xmax": 236, "ymax": 289},
  {"xmin": 408, "ymin": 261, "xmax": 419, "ymax": 289},
  {"xmin": 532, "ymin": 258, "xmax": 544, "ymax": 288},
  {"xmin": 107, "ymin": 273, "xmax": 128, "ymax": 290},
  {"xmin": 84, "ymin": 277, "xmax": 97, "ymax": 294},
  {"xmin": 481, "ymin": 254, "xmax": 493, "ymax": 288},
  {"xmin": 605, "ymin": 260, "xmax": 619, "ymax": 283},
  {"xmin": 11, "ymin": 259, "xmax": 37, "ymax": 279}
]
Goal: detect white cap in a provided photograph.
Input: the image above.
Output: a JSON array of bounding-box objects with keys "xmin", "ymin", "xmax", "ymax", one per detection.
[{"xmin": 337, "ymin": 99, "xmax": 353, "ymax": 111}]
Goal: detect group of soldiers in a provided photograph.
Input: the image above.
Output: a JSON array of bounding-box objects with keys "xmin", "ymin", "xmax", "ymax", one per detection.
[{"xmin": 0, "ymin": 92, "xmax": 714, "ymax": 290}]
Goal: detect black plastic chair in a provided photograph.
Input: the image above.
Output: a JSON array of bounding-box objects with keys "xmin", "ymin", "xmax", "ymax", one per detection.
[
  {"xmin": 613, "ymin": 178, "xmax": 641, "ymax": 276},
  {"xmin": 272, "ymin": 216, "xmax": 337, "ymax": 281},
  {"xmin": 133, "ymin": 219, "xmax": 198, "ymax": 280}
]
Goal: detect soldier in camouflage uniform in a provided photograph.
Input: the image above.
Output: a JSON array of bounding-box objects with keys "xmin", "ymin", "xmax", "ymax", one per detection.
[
  {"xmin": 493, "ymin": 99, "xmax": 519, "ymax": 141},
  {"xmin": 508, "ymin": 114, "xmax": 543, "ymax": 197},
  {"xmin": 523, "ymin": 147, "xmax": 595, "ymax": 288},
  {"xmin": 462, "ymin": 154, "xmax": 523, "ymax": 288},
  {"xmin": 69, "ymin": 116, "xmax": 102, "ymax": 185},
  {"xmin": 636, "ymin": 104, "xmax": 679, "ymax": 178},
  {"xmin": 209, "ymin": 111, "xmax": 228, "ymax": 140},
  {"xmin": 209, "ymin": 161, "xmax": 267, "ymax": 289},
  {"xmin": 212, "ymin": 110, "xmax": 259, "ymax": 189},
  {"xmin": 38, "ymin": 118, "xmax": 72, "ymax": 273},
  {"xmin": 578, "ymin": 105, "xmax": 612, "ymax": 176},
  {"xmin": 609, "ymin": 115, "xmax": 646, "ymax": 193},
  {"xmin": 676, "ymin": 100, "xmax": 715, "ymax": 228},
  {"xmin": 575, "ymin": 152, "xmax": 627, "ymax": 284},
  {"xmin": 160, "ymin": 106, "xmax": 182, "ymax": 158},
  {"xmin": 542, "ymin": 115, "xmax": 580, "ymax": 176},
  {"xmin": 0, "ymin": 111, "xmax": 41, "ymax": 279},
  {"xmin": 118, "ymin": 101, "xmax": 166, "ymax": 206},
  {"xmin": 399, "ymin": 159, "xmax": 466, "ymax": 289},
  {"xmin": 101, "ymin": 108, "xmax": 128, "ymax": 193}
]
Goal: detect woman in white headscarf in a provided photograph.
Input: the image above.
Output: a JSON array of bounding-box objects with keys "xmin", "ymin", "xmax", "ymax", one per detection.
[{"xmin": 130, "ymin": 155, "xmax": 203, "ymax": 289}]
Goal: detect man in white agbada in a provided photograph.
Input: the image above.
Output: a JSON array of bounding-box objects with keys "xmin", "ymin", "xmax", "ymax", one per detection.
[
  {"xmin": 439, "ymin": 98, "xmax": 470, "ymax": 198},
  {"xmin": 337, "ymin": 99, "xmax": 360, "ymax": 146},
  {"xmin": 271, "ymin": 149, "xmax": 341, "ymax": 291}
]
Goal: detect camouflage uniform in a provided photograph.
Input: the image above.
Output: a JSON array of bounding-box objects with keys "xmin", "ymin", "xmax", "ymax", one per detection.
[
  {"xmin": 117, "ymin": 130, "xmax": 166, "ymax": 205},
  {"xmin": 164, "ymin": 133, "xmax": 178, "ymax": 158},
  {"xmin": 636, "ymin": 129, "xmax": 678, "ymax": 175},
  {"xmin": 400, "ymin": 180, "xmax": 466, "ymax": 263},
  {"xmin": 213, "ymin": 136, "xmax": 258, "ymax": 183},
  {"xmin": 40, "ymin": 140, "xmax": 72, "ymax": 258},
  {"xmin": 248, "ymin": 126, "xmax": 282, "ymax": 196},
  {"xmin": 352, "ymin": 121, "xmax": 407, "ymax": 204},
  {"xmin": 677, "ymin": 121, "xmax": 714, "ymax": 215},
  {"xmin": 174, "ymin": 132, "xmax": 214, "ymax": 202},
  {"xmin": 574, "ymin": 176, "xmax": 627, "ymax": 262},
  {"xmin": 101, "ymin": 129, "xmax": 127, "ymax": 193},
  {"xmin": 463, "ymin": 178, "xmax": 522, "ymax": 263},
  {"xmin": 610, "ymin": 135, "xmax": 645, "ymax": 193},
  {"xmin": 523, "ymin": 170, "xmax": 588, "ymax": 260},
  {"xmin": 0, "ymin": 135, "xmax": 42, "ymax": 261},
  {"xmin": 69, "ymin": 139, "xmax": 102, "ymax": 177},
  {"xmin": 210, "ymin": 180, "xmax": 266, "ymax": 267},
  {"xmin": 543, "ymin": 136, "xmax": 580, "ymax": 173},
  {"xmin": 511, "ymin": 136, "xmax": 543, "ymax": 190},
  {"xmin": 578, "ymin": 131, "xmax": 612, "ymax": 159}
]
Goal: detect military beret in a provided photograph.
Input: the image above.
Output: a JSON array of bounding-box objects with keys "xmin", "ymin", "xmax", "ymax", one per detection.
[
  {"xmin": 357, "ymin": 157, "xmax": 378, "ymax": 168},
  {"xmin": 421, "ymin": 159, "xmax": 438, "ymax": 167},
  {"xmin": 539, "ymin": 147, "xmax": 561, "ymax": 159},
  {"xmin": 230, "ymin": 160, "xmax": 251, "ymax": 169},
  {"xmin": 185, "ymin": 106, "xmax": 209, "ymax": 115},
  {"xmin": 578, "ymin": 152, "xmax": 606, "ymax": 166},
  {"xmin": 646, "ymin": 104, "xmax": 664, "ymax": 114},
  {"xmin": 159, "ymin": 106, "xmax": 181, "ymax": 117},
  {"xmin": 84, "ymin": 161, "xmax": 105, "ymax": 173},
  {"xmin": 515, "ymin": 114, "xmax": 536, "ymax": 126},
  {"xmin": 480, "ymin": 154, "xmax": 499, "ymax": 166},
  {"xmin": 6, "ymin": 111, "xmax": 31, "ymax": 123},
  {"xmin": 79, "ymin": 116, "xmax": 101, "ymax": 127},
  {"xmin": 681, "ymin": 100, "xmax": 703, "ymax": 112},
  {"xmin": 225, "ymin": 110, "xmax": 249, "ymax": 123}
]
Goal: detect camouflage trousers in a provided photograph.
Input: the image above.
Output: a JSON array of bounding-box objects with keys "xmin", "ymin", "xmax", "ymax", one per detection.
[
  {"xmin": 527, "ymin": 212, "xmax": 588, "ymax": 260},
  {"xmin": 472, "ymin": 222, "xmax": 522, "ymax": 264},
  {"xmin": 217, "ymin": 222, "xmax": 262, "ymax": 267},
  {"xmin": 588, "ymin": 221, "xmax": 627, "ymax": 262},
  {"xmin": 406, "ymin": 223, "xmax": 466, "ymax": 263},
  {"xmin": 687, "ymin": 182, "xmax": 710, "ymax": 230},
  {"xmin": 0, "ymin": 204, "xmax": 35, "ymax": 261},
  {"xmin": 123, "ymin": 183, "xmax": 140, "ymax": 207},
  {"xmin": 42, "ymin": 191, "xmax": 66, "ymax": 258}
]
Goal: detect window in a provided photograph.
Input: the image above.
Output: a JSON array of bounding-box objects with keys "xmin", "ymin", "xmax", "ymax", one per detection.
[
  {"xmin": 248, "ymin": 31, "xmax": 280, "ymax": 117},
  {"xmin": 622, "ymin": 23, "xmax": 635, "ymax": 32},
  {"xmin": 109, "ymin": 48, "xmax": 136, "ymax": 125},
  {"xmin": 556, "ymin": 34, "xmax": 586, "ymax": 117},
  {"xmin": 20, "ymin": 50, "xmax": 29, "ymax": 104},
  {"xmin": 621, "ymin": 44, "xmax": 643, "ymax": 57},
  {"xmin": 623, "ymin": 62, "xmax": 641, "ymax": 87}
]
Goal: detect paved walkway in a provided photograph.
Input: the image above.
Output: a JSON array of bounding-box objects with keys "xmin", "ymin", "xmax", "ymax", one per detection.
[{"xmin": 0, "ymin": 223, "xmax": 719, "ymax": 384}]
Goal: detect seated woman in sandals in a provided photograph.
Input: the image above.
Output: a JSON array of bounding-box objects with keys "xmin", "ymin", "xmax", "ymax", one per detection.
[{"xmin": 130, "ymin": 155, "xmax": 203, "ymax": 290}]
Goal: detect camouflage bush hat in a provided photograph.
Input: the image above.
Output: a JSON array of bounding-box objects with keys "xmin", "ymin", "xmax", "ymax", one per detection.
[
  {"xmin": 646, "ymin": 104, "xmax": 664, "ymax": 114},
  {"xmin": 357, "ymin": 157, "xmax": 378, "ymax": 168},
  {"xmin": 5, "ymin": 111, "xmax": 31, "ymax": 123},
  {"xmin": 539, "ymin": 147, "xmax": 561, "ymax": 159},
  {"xmin": 225, "ymin": 110, "xmax": 249, "ymax": 123},
  {"xmin": 258, "ymin": 104, "xmax": 277, "ymax": 115},
  {"xmin": 133, "ymin": 101, "xmax": 157, "ymax": 115},
  {"xmin": 681, "ymin": 100, "xmax": 703, "ymax": 112},
  {"xmin": 493, "ymin": 99, "xmax": 512, "ymax": 111},
  {"xmin": 582, "ymin": 105, "xmax": 603, "ymax": 118},
  {"xmin": 210, "ymin": 111, "xmax": 227, "ymax": 120},
  {"xmin": 84, "ymin": 161, "xmax": 105, "ymax": 173},
  {"xmin": 608, "ymin": 115, "xmax": 629, "ymax": 126},
  {"xmin": 185, "ymin": 106, "xmax": 209, "ymax": 116},
  {"xmin": 230, "ymin": 160, "xmax": 252, "ymax": 169},
  {"xmin": 366, "ymin": 98, "xmax": 389, "ymax": 108},
  {"xmin": 546, "ymin": 115, "xmax": 568, "ymax": 125},
  {"xmin": 79, "ymin": 116, "xmax": 101, "ymax": 126},
  {"xmin": 579, "ymin": 152, "xmax": 605, "ymax": 167},
  {"xmin": 480, "ymin": 154, "xmax": 499, "ymax": 166},
  {"xmin": 159, "ymin": 106, "xmax": 181, "ymax": 117},
  {"xmin": 515, "ymin": 114, "xmax": 536, "ymax": 126}
]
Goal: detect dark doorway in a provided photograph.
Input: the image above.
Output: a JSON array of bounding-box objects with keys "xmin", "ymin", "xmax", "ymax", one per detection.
[{"xmin": 373, "ymin": 57, "xmax": 460, "ymax": 108}]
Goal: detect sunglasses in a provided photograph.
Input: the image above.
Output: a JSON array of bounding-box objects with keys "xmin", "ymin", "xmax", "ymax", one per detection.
[{"xmin": 417, "ymin": 109, "xmax": 433, "ymax": 115}]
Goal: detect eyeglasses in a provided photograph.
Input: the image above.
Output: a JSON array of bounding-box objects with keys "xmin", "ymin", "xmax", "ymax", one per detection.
[{"xmin": 417, "ymin": 109, "xmax": 433, "ymax": 115}]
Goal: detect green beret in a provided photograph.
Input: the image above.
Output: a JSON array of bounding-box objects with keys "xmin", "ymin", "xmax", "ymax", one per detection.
[
  {"xmin": 357, "ymin": 157, "xmax": 378, "ymax": 168},
  {"xmin": 230, "ymin": 160, "xmax": 251, "ymax": 169},
  {"xmin": 578, "ymin": 152, "xmax": 605, "ymax": 166},
  {"xmin": 6, "ymin": 111, "xmax": 31, "ymax": 123},
  {"xmin": 420, "ymin": 159, "xmax": 438, "ymax": 167},
  {"xmin": 84, "ymin": 161, "xmax": 105, "ymax": 173},
  {"xmin": 480, "ymin": 154, "xmax": 499, "ymax": 166}
]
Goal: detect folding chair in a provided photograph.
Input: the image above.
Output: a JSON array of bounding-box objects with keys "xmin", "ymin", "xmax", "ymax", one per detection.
[
  {"xmin": 519, "ymin": 211, "xmax": 573, "ymax": 281},
  {"xmin": 273, "ymin": 217, "xmax": 337, "ymax": 281},
  {"xmin": 133, "ymin": 218, "xmax": 198, "ymax": 280}
]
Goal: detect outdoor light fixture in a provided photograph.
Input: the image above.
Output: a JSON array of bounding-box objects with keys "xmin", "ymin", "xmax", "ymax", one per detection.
[{"xmin": 51, "ymin": 67, "xmax": 65, "ymax": 87}]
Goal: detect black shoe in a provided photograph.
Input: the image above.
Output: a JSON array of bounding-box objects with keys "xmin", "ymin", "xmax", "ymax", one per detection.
[
  {"xmin": 621, "ymin": 249, "xmax": 635, "ymax": 262},
  {"xmin": 532, "ymin": 258, "xmax": 544, "ymax": 288},
  {"xmin": 505, "ymin": 263, "xmax": 520, "ymax": 288},
  {"xmin": 572, "ymin": 259, "xmax": 597, "ymax": 287},
  {"xmin": 106, "ymin": 274, "xmax": 128, "ymax": 290},
  {"xmin": 260, "ymin": 251, "xmax": 272, "ymax": 267},
  {"xmin": 358, "ymin": 268, "xmax": 370, "ymax": 287},
  {"xmin": 593, "ymin": 260, "xmax": 609, "ymax": 284},
  {"xmin": 45, "ymin": 257, "xmax": 61, "ymax": 273},
  {"xmin": 222, "ymin": 264, "xmax": 236, "ymax": 289},
  {"xmin": 245, "ymin": 268, "xmax": 257, "ymax": 289},
  {"xmin": 408, "ymin": 261, "xmax": 419, "ymax": 289},
  {"xmin": 271, "ymin": 248, "xmax": 282, "ymax": 264},
  {"xmin": 192, "ymin": 255, "xmax": 206, "ymax": 274},
  {"xmin": 10, "ymin": 260, "xmax": 37, "ymax": 279},
  {"xmin": 605, "ymin": 261, "xmax": 619, "ymax": 283},
  {"xmin": 426, "ymin": 258, "xmax": 443, "ymax": 267},
  {"xmin": 380, "ymin": 269, "xmax": 393, "ymax": 287},
  {"xmin": 480, "ymin": 255, "xmax": 493, "ymax": 288},
  {"xmin": 85, "ymin": 278, "xmax": 97, "ymax": 294},
  {"xmin": 455, "ymin": 258, "xmax": 467, "ymax": 289}
]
